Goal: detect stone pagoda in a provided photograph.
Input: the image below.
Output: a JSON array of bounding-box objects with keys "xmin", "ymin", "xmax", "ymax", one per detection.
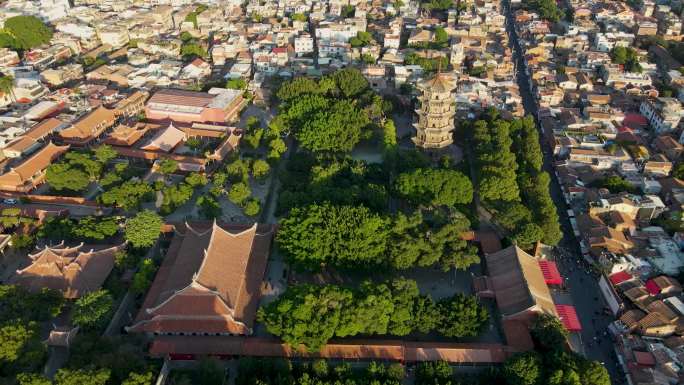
[{"xmin": 412, "ymin": 72, "xmax": 456, "ymax": 151}]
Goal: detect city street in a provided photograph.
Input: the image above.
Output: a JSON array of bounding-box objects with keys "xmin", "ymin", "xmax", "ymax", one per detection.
[{"xmin": 502, "ymin": 1, "xmax": 624, "ymax": 382}]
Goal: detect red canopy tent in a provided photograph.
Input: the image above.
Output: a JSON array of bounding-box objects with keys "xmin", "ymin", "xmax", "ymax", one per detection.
[
  {"xmin": 538, "ymin": 260, "xmax": 562, "ymax": 285},
  {"xmin": 609, "ymin": 271, "xmax": 632, "ymax": 285},
  {"xmin": 645, "ymin": 279, "xmax": 661, "ymax": 296},
  {"xmin": 555, "ymin": 305, "xmax": 582, "ymax": 331}
]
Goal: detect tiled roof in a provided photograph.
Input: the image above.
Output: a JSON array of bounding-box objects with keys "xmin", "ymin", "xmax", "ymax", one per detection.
[
  {"xmin": 485, "ymin": 245, "xmax": 557, "ymax": 318},
  {"xmin": 147, "ymin": 89, "xmax": 214, "ymax": 108},
  {"xmin": 140, "ymin": 123, "xmax": 185, "ymax": 152},
  {"xmin": 128, "ymin": 222, "xmax": 274, "ymax": 335},
  {"xmin": 0, "ymin": 142, "xmax": 69, "ymax": 189},
  {"xmin": 11, "ymin": 242, "xmax": 124, "ymax": 298}
]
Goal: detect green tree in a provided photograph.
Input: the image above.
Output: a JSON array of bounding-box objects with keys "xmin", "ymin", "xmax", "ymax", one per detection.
[
  {"xmin": 226, "ymin": 78, "xmax": 247, "ymax": 90},
  {"xmin": 382, "ymin": 119, "xmax": 398, "ymax": 152},
  {"xmin": 227, "ymin": 159, "xmax": 250, "ymax": 182},
  {"xmin": 594, "ymin": 175, "xmax": 635, "ymax": 193},
  {"xmin": 72, "ymin": 216, "xmax": 119, "ymax": 241},
  {"xmin": 55, "ymin": 368, "xmax": 111, "ymax": 385},
  {"xmin": 185, "ymin": 172, "xmax": 208, "ymax": 188},
  {"xmin": 277, "ymin": 203, "xmax": 390, "ymax": 270},
  {"xmin": 180, "ymin": 42, "xmax": 207, "ymax": 59},
  {"xmin": 350, "ymin": 31, "xmax": 373, "ymax": 47},
  {"xmin": 331, "ymin": 68, "xmax": 369, "ymax": 98},
  {"xmin": 197, "ymin": 196, "xmax": 222, "ymax": 219},
  {"xmin": 251, "ymin": 159, "xmax": 271, "ymax": 179},
  {"xmin": 394, "ymin": 168, "xmax": 473, "ymax": 207},
  {"xmin": 244, "ymin": 198, "xmax": 261, "ymax": 216},
  {"xmin": 46, "ymin": 163, "xmax": 90, "ymax": 192},
  {"xmin": 0, "ymin": 75, "xmax": 15, "ymax": 102},
  {"xmin": 131, "ymin": 259, "xmax": 157, "ymax": 294},
  {"xmin": 531, "ymin": 313, "xmax": 568, "ymax": 351},
  {"xmin": 258, "ymin": 284, "xmax": 353, "ymax": 351},
  {"xmin": 579, "ymin": 360, "xmax": 610, "ymax": 385},
  {"xmin": 228, "ymin": 182, "xmax": 251, "ymax": 206},
  {"xmin": 124, "ymin": 210, "xmax": 162, "ymax": 248},
  {"xmin": 93, "ymin": 144, "xmax": 117, "ymax": 164},
  {"xmin": 37, "ymin": 216, "xmax": 74, "ymax": 240},
  {"xmin": 72, "ymin": 289, "xmax": 113, "ymax": 331},
  {"xmin": 503, "ymin": 352, "xmax": 542, "ymax": 385},
  {"xmin": 100, "ymin": 181, "xmax": 153, "ymax": 210},
  {"xmin": 0, "ymin": 285, "xmax": 64, "ymax": 323},
  {"xmin": 512, "ymin": 222, "xmax": 544, "ymax": 250},
  {"xmin": 160, "ymin": 183, "xmax": 194, "ymax": 214},
  {"xmin": 122, "ymin": 372, "xmax": 155, "ymax": 385},
  {"xmin": 434, "ymin": 26, "xmax": 449, "ymax": 48},
  {"xmin": 277, "ymin": 77, "xmax": 323, "ymax": 101},
  {"xmin": 267, "ymin": 137, "xmax": 287, "ymax": 161},
  {"xmin": 0, "ymin": 321, "xmax": 40, "ymax": 363},
  {"xmin": 198, "ymin": 358, "xmax": 223, "ymax": 385},
  {"xmin": 415, "ymin": 361, "xmax": 453, "ymax": 385},
  {"xmin": 2, "ymin": 16, "xmax": 53, "ymax": 50},
  {"xmin": 243, "ymin": 128, "xmax": 264, "ymax": 149},
  {"xmin": 10, "ymin": 234, "xmax": 34, "ymax": 250},
  {"xmin": 157, "ymin": 159, "xmax": 178, "ymax": 175},
  {"xmin": 297, "ymin": 99, "xmax": 369, "ymax": 153},
  {"xmin": 436, "ymin": 294, "xmax": 488, "ymax": 337},
  {"xmin": 16, "ymin": 373, "xmax": 51, "ymax": 385},
  {"xmin": 291, "ymin": 13, "xmax": 307, "ymax": 22},
  {"xmin": 341, "ymin": 4, "xmax": 355, "ymax": 17}
]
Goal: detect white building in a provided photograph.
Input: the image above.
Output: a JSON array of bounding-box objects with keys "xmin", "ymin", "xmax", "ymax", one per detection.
[
  {"xmin": 294, "ymin": 34, "xmax": 314, "ymax": 56},
  {"xmin": 640, "ymin": 97, "xmax": 683, "ymax": 134}
]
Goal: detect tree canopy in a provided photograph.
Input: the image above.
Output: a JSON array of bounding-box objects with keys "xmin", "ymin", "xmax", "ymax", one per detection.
[
  {"xmin": 469, "ymin": 112, "xmax": 561, "ymax": 248},
  {"xmin": 277, "ymin": 203, "xmax": 390, "ymax": 270},
  {"xmin": 394, "ymin": 168, "xmax": 473, "ymax": 207},
  {"xmin": 273, "ymin": 68, "xmax": 382, "ymax": 154},
  {"xmin": 258, "ymin": 278, "xmax": 488, "ymax": 351},
  {"xmin": 124, "ymin": 210, "xmax": 162, "ymax": 248},
  {"xmin": 72, "ymin": 289, "xmax": 114, "ymax": 332},
  {"xmin": 0, "ymin": 16, "xmax": 53, "ymax": 50}
]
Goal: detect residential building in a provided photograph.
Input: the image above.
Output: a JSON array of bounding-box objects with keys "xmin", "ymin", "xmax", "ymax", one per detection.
[
  {"xmin": 640, "ymin": 97, "xmax": 683, "ymax": 134},
  {"xmin": 145, "ymin": 88, "xmax": 244, "ymax": 124}
]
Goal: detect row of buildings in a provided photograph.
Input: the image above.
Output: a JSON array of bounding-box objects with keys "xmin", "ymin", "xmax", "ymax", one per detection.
[{"xmin": 512, "ymin": 0, "xmax": 684, "ymax": 381}]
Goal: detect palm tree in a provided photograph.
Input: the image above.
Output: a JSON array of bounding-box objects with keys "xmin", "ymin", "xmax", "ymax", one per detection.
[{"xmin": 0, "ymin": 75, "xmax": 16, "ymax": 103}]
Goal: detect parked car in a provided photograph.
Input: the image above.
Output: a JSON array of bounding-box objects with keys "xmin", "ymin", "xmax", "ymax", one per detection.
[{"xmin": 2, "ymin": 198, "xmax": 17, "ymax": 205}]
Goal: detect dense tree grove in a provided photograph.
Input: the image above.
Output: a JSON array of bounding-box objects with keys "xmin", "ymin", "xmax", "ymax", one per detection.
[
  {"xmin": 523, "ymin": 0, "xmax": 564, "ymax": 22},
  {"xmin": 469, "ymin": 112, "xmax": 561, "ymax": 248},
  {"xmin": 0, "ymin": 285, "xmax": 63, "ymax": 378},
  {"xmin": 610, "ymin": 46, "xmax": 642, "ymax": 73},
  {"xmin": 124, "ymin": 210, "xmax": 162, "ymax": 248},
  {"xmin": 46, "ymin": 147, "xmax": 121, "ymax": 192},
  {"xmin": 277, "ymin": 203, "xmax": 390, "ymax": 270},
  {"xmin": 510, "ymin": 116, "xmax": 562, "ymax": 246},
  {"xmin": 274, "ymin": 68, "xmax": 387, "ymax": 153},
  {"xmin": 236, "ymin": 358, "xmax": 405, "ymax": 385},
  {"xmin": 72, "ymin": 290, "xmax": 114, "ymax": 332},
  {"xmin": 278, "ymin": 203, "xmax": 478, "ymax": 271},
  {"xmin": 277, "ymin": 155, "xmax": 389, "ymax": 215},
  {"xmin": 472, "ymin": 117, "xmax": 520, "ymax": 203},
  {"xmin": 394, "ymin": 168, "xmax": 473, "ymax": 207},
  {"xmin": 257, "ymin": 278, "xmax": 488, "ymax": 351}
]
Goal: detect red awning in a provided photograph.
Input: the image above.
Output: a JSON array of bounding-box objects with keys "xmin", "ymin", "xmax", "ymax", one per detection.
[
  {"xmin": 555, "ymin": 305, "xmax": 582, "ymax": 331},
  {"xmin": 538, "ymin": 260, "xmax": 562, "ymax": 285},
  {"xmin": 645, "ymin": 279, "xmax": 661, "ymax": 296},
  {"xmin": 609, "ymin": 271, "xmax": 632, "ymax": 285}
]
